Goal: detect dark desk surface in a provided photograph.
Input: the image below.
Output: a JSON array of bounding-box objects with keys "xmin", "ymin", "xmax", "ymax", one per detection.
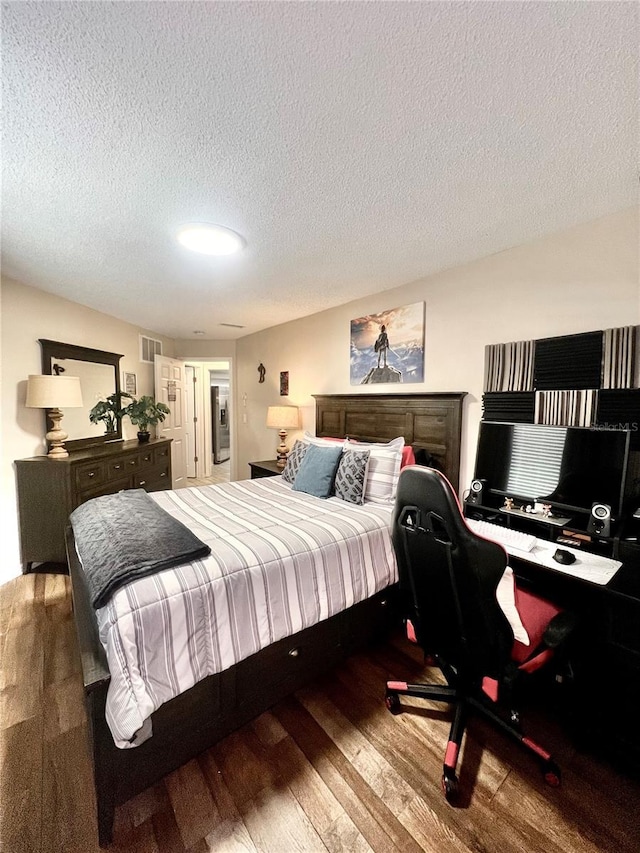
[
  {"xmin": 465, "ymin": 504, "xmax": 640, "ymax": 604},
  {"xmin": 506, "ymin": 528, "xmax": 640, "ymax": 774},
  {"xmin": 601, "ymin": 560, "xmax": 640, "ymax": 601}
]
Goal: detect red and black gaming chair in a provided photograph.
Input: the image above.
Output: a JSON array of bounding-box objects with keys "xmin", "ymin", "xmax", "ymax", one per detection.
[{"xmin": 385, "ymin": 466, "xmax": 575, "ymax": 800}]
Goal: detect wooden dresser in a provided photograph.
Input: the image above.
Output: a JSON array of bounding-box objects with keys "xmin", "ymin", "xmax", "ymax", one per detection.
[{"xmin": 15, "ymin": 438, "xmax": 172, "ymax": 571}]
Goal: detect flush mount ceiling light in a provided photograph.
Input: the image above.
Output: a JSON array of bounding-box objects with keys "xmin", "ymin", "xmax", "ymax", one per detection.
[{"xmin": 177, "ymin": 223, "xmax": 245, "ymax": 256}]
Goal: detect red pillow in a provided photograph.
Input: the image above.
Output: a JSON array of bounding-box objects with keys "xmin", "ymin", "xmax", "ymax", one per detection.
[
  {"xmin": 401, "ymin": 445, "xmax": 416, "ymax": 468},
  {"xmin": 511, "ymin": 586, "xmax": 561, "ymax": 664}
]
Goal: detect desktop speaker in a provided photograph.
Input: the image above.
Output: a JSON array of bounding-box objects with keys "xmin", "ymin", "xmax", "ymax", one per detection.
[
  {"xmin": 587, "ymin": 502, "xmax": 612, "ymax": 538},
  {"xmin": 466, "ymin": 478, "xmax": 486, "ymax": 505}
]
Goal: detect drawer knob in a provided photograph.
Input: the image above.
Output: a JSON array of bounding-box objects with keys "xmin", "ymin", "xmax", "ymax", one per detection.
[
  {"xmin": 88, "ymin": 472, "xmax": 95, "ymax": 478},
  {"xmin": 139, "ymin": 480, "xmax": 146, "ymax": 486},
  {"xmin": 114, "ymin": 464, "xmax": 121, "ymax": 470},
  {"xmin": 160, "ymin": 472, "xmax": 167, "ymax": 478},
  {"xmin": 288, "ymin": 647, "xmax": 300, "ymax": 658},
  {"xmin": 129, "ymin": 460, "xmax": 136, "ymax": 466}
]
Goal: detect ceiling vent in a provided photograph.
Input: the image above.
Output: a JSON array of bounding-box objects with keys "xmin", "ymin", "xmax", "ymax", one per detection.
[
  {"xmin": 219, "ymin": 323, "xmax": 245, "ymax": 329},
  {"xmin": 139, "ymin": 335, "xmax": 163, "ymax": 363}
]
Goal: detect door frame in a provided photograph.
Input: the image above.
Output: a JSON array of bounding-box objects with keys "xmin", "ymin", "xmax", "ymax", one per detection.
[
  {"xmin": 181, "ymin": 358, "xmax": 234, "ymax": 481},
  {"xmin": 184, "ymin": 364, "xmax": 197, "ymax": 478}
]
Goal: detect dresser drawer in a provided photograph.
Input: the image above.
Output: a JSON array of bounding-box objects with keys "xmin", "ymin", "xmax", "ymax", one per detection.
[
  {"xmin": 74, "ymin": 461, "xmax": 105, "ymax": 491},
  {"xmin": 134, "ymin": 471, "xmax": 155, "ymax": 490},
  {"xmin": 154, "ymin": 444, "xmax": 171, "ymax": 465},
  {"xmin": 76, "ymin": 479, "xmax": 131, "ymax": 508},
  {"xmin": 138, "ymin": 448, "xmax": 155, "ymax": 468},
  {"xmin": 236, "ymin": 615, "xmax": 343, "ymax": 707},
  {"xmin": 135, "ymin": 463, "xmax": 170, "ymax": 491},
  {"xmin": 106, "ymin": 456, "xmax": 138, "ymax": 480}
]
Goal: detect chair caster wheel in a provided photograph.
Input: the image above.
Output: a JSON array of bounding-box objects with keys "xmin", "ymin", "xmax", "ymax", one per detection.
[
  {"xmin": 543, "ymin": 760, "xmax": 561, "ymax": 787},
  {"xmin": 441, "ymin": 773, "xmax": 459, "ymax": 802},
  {"xmin": 385, "ymin": 694, "xmax": 402, "ymax": 715}
]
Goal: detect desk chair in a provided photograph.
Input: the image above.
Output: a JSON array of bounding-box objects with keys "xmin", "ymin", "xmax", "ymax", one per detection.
[{"xmin": 385, "ymin": 466, "xmax": 575, "ymax": 800}]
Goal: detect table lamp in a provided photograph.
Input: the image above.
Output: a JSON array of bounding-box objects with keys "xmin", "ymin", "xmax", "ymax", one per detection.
[
  {"xmin": 266, "ymin": 405, "xmax": 300, "ymax": 468},
  {"xmin": 26, "ymin": 374, "xmax": 84, "ymax": 458}
]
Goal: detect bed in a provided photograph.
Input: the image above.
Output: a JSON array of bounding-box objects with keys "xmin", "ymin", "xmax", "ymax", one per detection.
[{"xmin": 67, "ymin": 391, "xmax": 465, "ymax": 845}]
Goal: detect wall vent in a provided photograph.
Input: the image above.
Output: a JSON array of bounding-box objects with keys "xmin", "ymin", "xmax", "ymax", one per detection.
[{"xmin": 139, "ymin": 335, "xmax": 163, "ymax": 363}]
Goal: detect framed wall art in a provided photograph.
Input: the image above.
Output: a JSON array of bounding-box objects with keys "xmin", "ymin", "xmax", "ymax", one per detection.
[
  {"xmin": 123, "ymin": 372, "xmax": 137, "ymax": 396},
  {"xmin": 280, "ymin": 371, "xmax": 289, "ymax": 396},
  {"xmin": 350, "ymin": 302, "xmax": 425, "ymax": 385}
]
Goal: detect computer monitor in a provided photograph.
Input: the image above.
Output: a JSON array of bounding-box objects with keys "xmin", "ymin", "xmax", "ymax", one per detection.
[{"xmin": 473, "ymin": 422, "xmax": 630, "ymax": 517}]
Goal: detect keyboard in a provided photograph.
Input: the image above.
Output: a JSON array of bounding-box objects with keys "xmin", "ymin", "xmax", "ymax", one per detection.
[{"xmin": 466, "ymin": 518, "xmax": 537, "ymax": 552}]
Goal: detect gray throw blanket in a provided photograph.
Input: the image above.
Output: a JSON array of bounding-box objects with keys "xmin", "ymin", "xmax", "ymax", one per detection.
[{"xmin": 70, "ymin": 489, "xmax": 211, "ymax": 608}]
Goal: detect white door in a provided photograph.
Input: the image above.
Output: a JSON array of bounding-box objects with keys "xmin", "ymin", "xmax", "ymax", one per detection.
[{"xmin": 154, "ymin": 355, "xmax": 187, "ymax": 489}]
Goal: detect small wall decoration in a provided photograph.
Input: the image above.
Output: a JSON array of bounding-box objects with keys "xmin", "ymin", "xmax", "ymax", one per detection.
[
  {"xmin": 350, "ymin": 302, "xmax": 425, "ymax": 385},
  {"xmin": 258, "ymin": 363, "xmax": 266, "ymax": 383},
  {"xmin": 167, "ymin": 380, "xmax": 177, "ymax": 402},
  {"xmin": 280, "ymin": 371, "xmax": 289, "ymax": 396},
  {"xmin": 123, "ymin": 372, "xmax": 137, "ymax": 396}
]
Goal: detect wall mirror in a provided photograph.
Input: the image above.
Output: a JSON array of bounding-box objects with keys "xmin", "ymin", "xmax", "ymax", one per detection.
[{"xmin": 39, "ymin": 339, "xmax": 124, "ymax": 450}]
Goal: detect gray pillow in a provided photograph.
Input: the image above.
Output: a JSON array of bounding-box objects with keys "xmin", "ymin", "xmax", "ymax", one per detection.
[
  {"xmin": 293, "ymin": 444, "xmax": 343, "ymax": 498},
  {"xmin": 282, "ymin": 440, "xmax": 308, "ymax": 483},
  {"xmin": 334, "ymin": 448, "xmax": 371, "ymax": 505}
]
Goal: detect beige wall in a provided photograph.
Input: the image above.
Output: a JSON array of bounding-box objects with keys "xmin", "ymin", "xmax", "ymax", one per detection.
[
  {"xmin": 235, "ymin": 207, "xmax": 640, "ymax": 485},
  {"xmin": 174, "ymin": 339, "xmax": 236, "ymax": 360},
  {"xmin": 1, "ymin": 278, "xmax": 176, "ymax": 583}
]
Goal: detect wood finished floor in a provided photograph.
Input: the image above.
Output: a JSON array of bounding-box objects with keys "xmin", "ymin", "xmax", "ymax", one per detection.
[
  {"xmin": 2, "ymin": 573, "xmax": 640, "ymax": 853},
  {"xmin": 189, "ymin": 459, "xmax": 230, "ymax": 487}
]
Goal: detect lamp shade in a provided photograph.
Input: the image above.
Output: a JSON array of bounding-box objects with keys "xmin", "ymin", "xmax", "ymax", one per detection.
[
  {"xmin": 266, "ymin": 405, "xmax": 299, "ymax": 429},
  {"xmin": 25, "ymin": 375, "xmax": 84, "ymax": 409}
]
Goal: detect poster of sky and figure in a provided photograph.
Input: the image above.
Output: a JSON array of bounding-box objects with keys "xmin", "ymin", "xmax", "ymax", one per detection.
[{"xmin": 350, "ymin": 302, "xmax": 425, "ymax": 385}]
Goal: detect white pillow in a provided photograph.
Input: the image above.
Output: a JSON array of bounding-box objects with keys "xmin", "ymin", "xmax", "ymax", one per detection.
[
  {"xmin": 303, "ymin": 431, "xmax": 348, "ymax": 449},
  {"xmin": 347, "ymin": 436, "xmax": 405, "ymax": 504},
  {"xmin": 495, "ymin": 567, "xmax": 530, "ymax": 646}
]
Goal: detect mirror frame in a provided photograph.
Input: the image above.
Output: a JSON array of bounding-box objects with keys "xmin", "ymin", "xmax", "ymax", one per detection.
[{"xmin": 39, "ymin": 339, "xmax": 124, "ymax": 451}]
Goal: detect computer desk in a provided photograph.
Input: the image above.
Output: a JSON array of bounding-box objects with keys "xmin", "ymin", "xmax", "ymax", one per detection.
[{"xmin": 504, "ymin": 534, "xmax": 640, "ymax": 774}]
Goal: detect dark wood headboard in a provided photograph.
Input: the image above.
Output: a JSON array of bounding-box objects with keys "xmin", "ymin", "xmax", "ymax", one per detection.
[{"xmin": 314, "ymin": 393, "xmax": 467, "ymax": 491}]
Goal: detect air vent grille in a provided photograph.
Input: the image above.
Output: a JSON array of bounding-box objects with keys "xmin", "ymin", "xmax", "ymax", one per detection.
[
  {"xmin": 219, "ymin": 323, "xmax": 245, "ymax": 329},
  {"xmin": 140, "ymin": 335, "xmax": 163, "ymax": 363}
]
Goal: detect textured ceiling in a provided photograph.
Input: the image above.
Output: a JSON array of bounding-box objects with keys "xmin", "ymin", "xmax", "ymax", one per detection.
[{"xmin": 2, "ymin": 1, "xmax": 638, "ymax": 341}]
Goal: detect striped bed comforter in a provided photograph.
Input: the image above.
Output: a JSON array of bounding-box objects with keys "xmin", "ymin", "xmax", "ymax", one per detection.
[{"xmin": 92, "ymin": 476, "xmax": 397, "ymax": 748}]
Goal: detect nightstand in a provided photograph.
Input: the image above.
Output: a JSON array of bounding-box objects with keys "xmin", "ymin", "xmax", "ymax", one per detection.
[{"xmin": 249, "ymin": 459, "xmax": 283, "ymax": 479}]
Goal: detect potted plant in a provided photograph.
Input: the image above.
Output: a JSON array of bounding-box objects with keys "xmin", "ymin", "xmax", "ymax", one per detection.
[
  {"xmin": 124, "ymin": 395, "xmax": 171, "ymax": 442},
  {"xmin": 89, "ymin": 392, "xmax": 132, "ymax": 436}
]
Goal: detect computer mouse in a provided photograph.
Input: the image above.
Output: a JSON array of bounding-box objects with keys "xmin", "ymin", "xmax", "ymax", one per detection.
[{"xmin": 553, "ymin": 548, "xmax": 576, "ymax": 565}]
